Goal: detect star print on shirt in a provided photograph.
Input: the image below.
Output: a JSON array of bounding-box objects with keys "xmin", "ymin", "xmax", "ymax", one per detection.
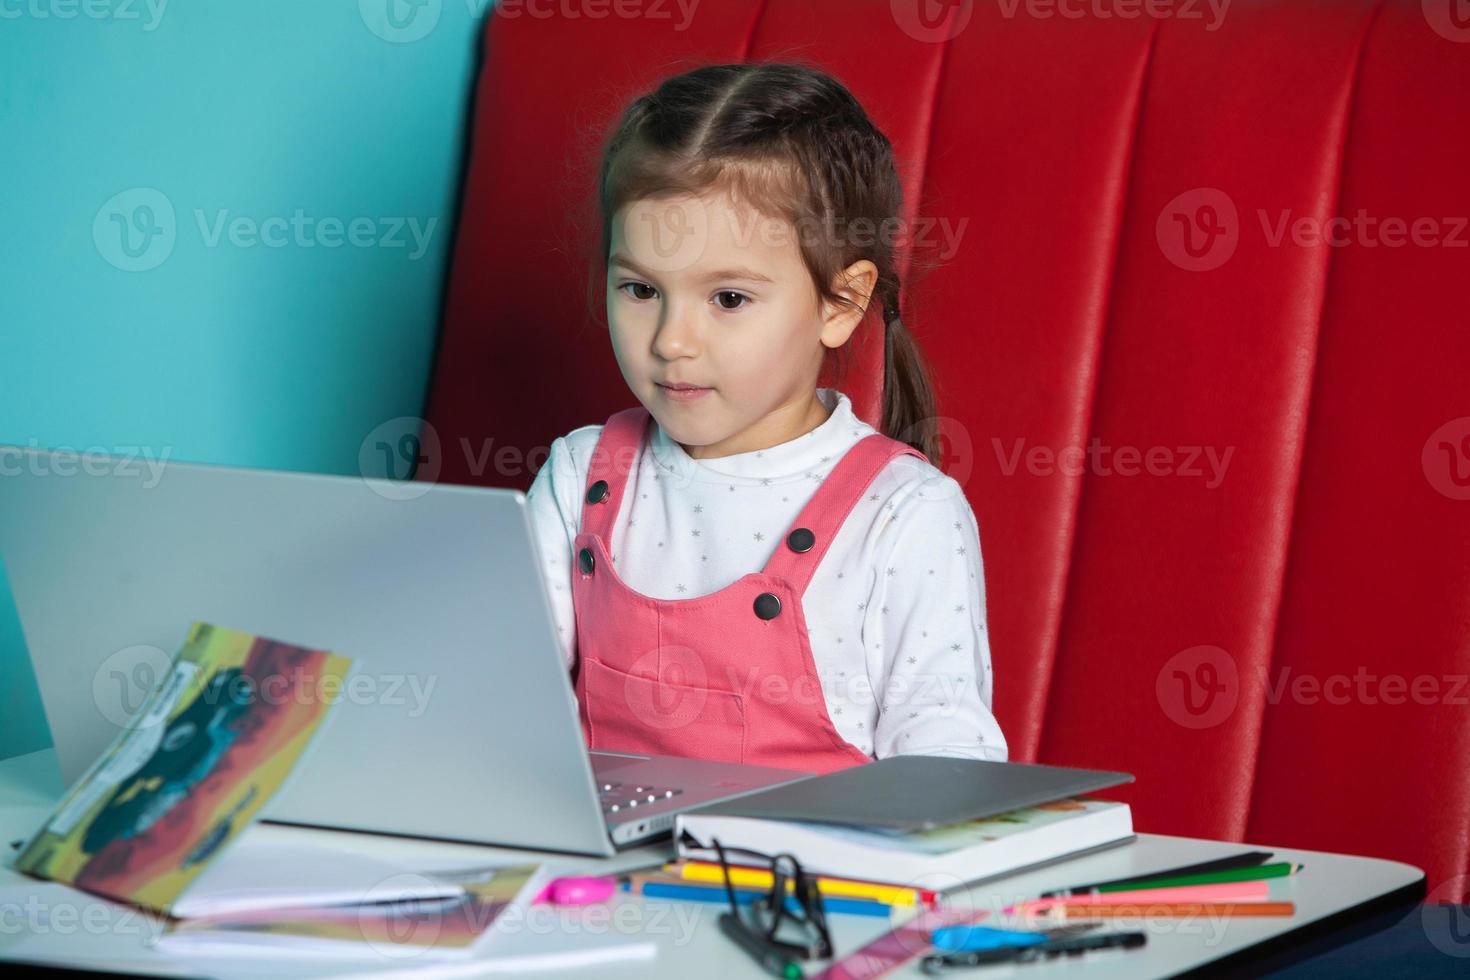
[{"xmin": 522, "ymin": 389, "xmax": 1007, "ymax": 762}]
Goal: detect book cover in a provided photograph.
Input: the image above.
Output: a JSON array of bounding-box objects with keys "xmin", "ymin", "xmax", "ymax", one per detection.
[
  {"xmin": 12, "ymin": 622, "xmax": 352, "ymax": 914},
  {"xmin": 791, "ymin": 798, "xmax": 1121, "ymax": 854}
]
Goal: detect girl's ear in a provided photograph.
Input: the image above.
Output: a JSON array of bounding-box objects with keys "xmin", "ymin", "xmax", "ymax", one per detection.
[{"xmin": 819, "ymin": 259, "xmax": 879, "ymax": 350}]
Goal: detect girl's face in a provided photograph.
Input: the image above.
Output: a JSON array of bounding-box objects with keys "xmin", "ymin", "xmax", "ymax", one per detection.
[{"xmin": 607, "ymin": 190, "xmax": 875, "ymax": 459}]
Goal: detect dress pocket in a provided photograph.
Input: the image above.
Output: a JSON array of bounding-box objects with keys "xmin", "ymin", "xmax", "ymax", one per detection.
[{"xmin": 581, "ymin": 656, "xmax": 746, "ymax": 765}]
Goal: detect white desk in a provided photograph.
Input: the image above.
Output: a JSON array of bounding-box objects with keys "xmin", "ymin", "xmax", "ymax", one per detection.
[{"xmin": 0, "ymin": 749, "xmax": 1424, "ymax": 978}]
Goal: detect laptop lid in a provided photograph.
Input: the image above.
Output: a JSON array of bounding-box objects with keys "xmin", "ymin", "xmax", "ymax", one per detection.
[{"xmin": 0, "ymin": 448, "xmax": 618, "ymax": 856}]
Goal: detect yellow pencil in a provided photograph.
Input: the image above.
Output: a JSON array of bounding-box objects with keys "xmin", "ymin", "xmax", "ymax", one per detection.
[{"xmin": 664, "ymin": 861, "xmax": 930, "ymax": 908}]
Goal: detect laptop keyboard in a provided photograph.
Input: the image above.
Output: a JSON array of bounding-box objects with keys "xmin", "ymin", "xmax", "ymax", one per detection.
[{"xmin": 599, "ymin": 780, "xmax": 684, "ymax": 816}]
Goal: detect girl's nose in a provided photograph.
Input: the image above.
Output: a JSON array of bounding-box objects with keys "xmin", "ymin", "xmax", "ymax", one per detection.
[{"xmin": 651, "ymin": 306, "xmax": 702, "ymax": 360}]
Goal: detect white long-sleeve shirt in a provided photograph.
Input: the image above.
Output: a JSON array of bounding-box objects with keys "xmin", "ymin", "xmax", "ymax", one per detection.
[{"xmin": 525, "ymin": 386, "xmax": 1007, "ymax": 762}]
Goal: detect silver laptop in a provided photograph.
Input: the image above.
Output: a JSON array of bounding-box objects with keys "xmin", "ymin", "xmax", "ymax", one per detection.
[{"xmin": 0, "ymin": 447, "xmax": 809, "ymax": 854}]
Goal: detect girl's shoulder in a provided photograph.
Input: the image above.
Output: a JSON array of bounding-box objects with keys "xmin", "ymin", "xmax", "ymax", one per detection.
[
  {"xmin": 865, "ymin": 442, "xmax": 976, "ymax": 524},
  {"xmin": 545, "ymin": 423, "xmax": 606, "ymax": 480}
]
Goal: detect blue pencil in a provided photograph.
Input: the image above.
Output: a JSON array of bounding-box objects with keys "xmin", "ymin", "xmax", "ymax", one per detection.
[{"xmin": 623, "ymin": 878, "xmax": 894, "ymax": 917}]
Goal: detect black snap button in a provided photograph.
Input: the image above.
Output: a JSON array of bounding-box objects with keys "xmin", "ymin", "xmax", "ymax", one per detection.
[
  {"xmin": 578, "ymin": 548, "xmax": 596, "ymax": 575},
  {"xmin": 586, "ymin": 480, "xmax": 609, "ymax": 504},
  {"xmin": 753, "ymin": 592, "xmax": 782, "ymax": 620},
  {"xmin": 786, "ymin": 527, "xmax": 816, "ymax": 553}
]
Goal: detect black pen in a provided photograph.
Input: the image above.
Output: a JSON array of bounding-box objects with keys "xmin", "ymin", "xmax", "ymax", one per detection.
[
  {"xmin": 719, "ymin": 912, "xmax": 803, "ymax": 980},
  {"xmin": 921, "ymin": 931, "xmax": 1147, "ymax": 972},
  {"xmin": 1040, "ymin": 850, "xmax": 1274, "ymax": 897}
]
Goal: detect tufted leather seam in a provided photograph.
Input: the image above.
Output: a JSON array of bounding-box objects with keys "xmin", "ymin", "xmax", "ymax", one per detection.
[
  {"xmin": 1240, "ymin": 0, "xmax": 1389, "ymax": 841},
  {"xmin": 1034, "ymin": 21, "xmax": 1164, "ymax": 762},
  {"xmin": 738, "ymin": 0, "xmax": 767, "ymax": 60}
]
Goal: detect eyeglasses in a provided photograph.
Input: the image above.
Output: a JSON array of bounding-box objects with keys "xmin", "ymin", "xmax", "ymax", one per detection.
[{"xmin": 712, "ymin": 838, "xmax": 834, "ymax": 961}]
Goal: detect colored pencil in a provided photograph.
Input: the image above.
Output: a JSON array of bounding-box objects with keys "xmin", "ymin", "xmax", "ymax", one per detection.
[
  {"xmin": 1031, "ymin": 901, "xmax": 1296, "ymax": 920},
  {"xmin": 621, "ymin": 876, "xmax": 895, "ymax": 917},
  {"xmin": 1041, "ymin": 851, "xmax": 1274, "ymax": 897},
  {"xmin": 666, "ymin": 861, "xmax": 936, "ymax": 908},
  {"xmin": 1013, "ymin": 879, "xmax": 1269, "ymax": 914},
  {"xmin": 1099, "ymin": 861, "xmax": 1302, "ymax": 894}
]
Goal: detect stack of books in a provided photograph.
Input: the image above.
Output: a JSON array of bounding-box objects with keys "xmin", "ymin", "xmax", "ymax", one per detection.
[{"xmin": 672, "ymin": 755, "xmax": 1138, "ymax": 905}]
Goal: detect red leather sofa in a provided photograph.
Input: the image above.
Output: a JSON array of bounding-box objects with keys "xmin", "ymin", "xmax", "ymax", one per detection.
[{"xmin": 423, "ymin": 0, "xmax": 1470, "ymax": 901}]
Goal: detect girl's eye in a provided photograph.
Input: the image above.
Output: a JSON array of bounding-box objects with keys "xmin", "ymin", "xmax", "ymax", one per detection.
[
  {"xmin": 619, "ymin": 282, "xmax": 658, "ymax": 301},
  {"xmin": 714, "ymin": 290, "xmax": 749, "ymax": 311}
]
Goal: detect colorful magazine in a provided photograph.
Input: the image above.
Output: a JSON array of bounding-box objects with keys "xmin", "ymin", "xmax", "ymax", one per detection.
[
  {"xmin": 155, "ymin": 863, "xmax": 547, "ymax": 959},
  {"xmin": 12, "ymin": 622, "xmax": 352, "ymax": 914}
]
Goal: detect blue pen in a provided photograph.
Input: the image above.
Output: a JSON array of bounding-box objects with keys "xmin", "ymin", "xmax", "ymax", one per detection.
[
  {"xmin": 930, "ymin": 924, "xmax": 1050, "ymax": 952},
  {"xmin": 627, "ymin": 879, "xmax": 893, "ymax": 917},
  {"xmin": 930, "ymin": 922, "xmax": 1101, "ymax": 952}
]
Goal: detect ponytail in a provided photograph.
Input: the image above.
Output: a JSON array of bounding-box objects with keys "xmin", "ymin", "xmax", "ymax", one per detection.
[{"xmin": 878, "ymin": 284, "xmax": 941, "ymax": 466}]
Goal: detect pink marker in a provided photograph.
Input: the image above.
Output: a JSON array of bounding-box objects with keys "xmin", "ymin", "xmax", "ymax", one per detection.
[{"xmin": 534, "ymin": 875, "xmax": 618, "ymax": 906}]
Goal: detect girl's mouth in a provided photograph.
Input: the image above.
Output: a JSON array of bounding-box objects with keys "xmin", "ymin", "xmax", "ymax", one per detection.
[{"xmin": 657, "ymin": 383, "xmax": 713, "ymax": 402}]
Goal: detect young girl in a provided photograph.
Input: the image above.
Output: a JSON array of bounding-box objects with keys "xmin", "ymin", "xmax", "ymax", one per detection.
[{"xmin": 527, "ymin": 62, "xmax": 1006, "ymax": 774}]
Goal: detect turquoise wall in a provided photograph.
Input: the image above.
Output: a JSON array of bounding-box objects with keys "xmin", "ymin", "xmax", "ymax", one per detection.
[{"xmin": 0, "ymin": 1, "xmax": 493, "ymax": 761}]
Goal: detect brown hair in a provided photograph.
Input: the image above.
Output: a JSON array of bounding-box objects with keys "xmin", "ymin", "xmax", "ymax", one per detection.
[{"xmin": 586, "ymin": 62, "xmax": 942, "ymax": 463}]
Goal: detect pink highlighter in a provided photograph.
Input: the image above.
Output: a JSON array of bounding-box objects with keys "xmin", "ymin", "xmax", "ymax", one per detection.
[{"xmin": 533, "ymin": 875, "xmax": 619, "ymax": 905}]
